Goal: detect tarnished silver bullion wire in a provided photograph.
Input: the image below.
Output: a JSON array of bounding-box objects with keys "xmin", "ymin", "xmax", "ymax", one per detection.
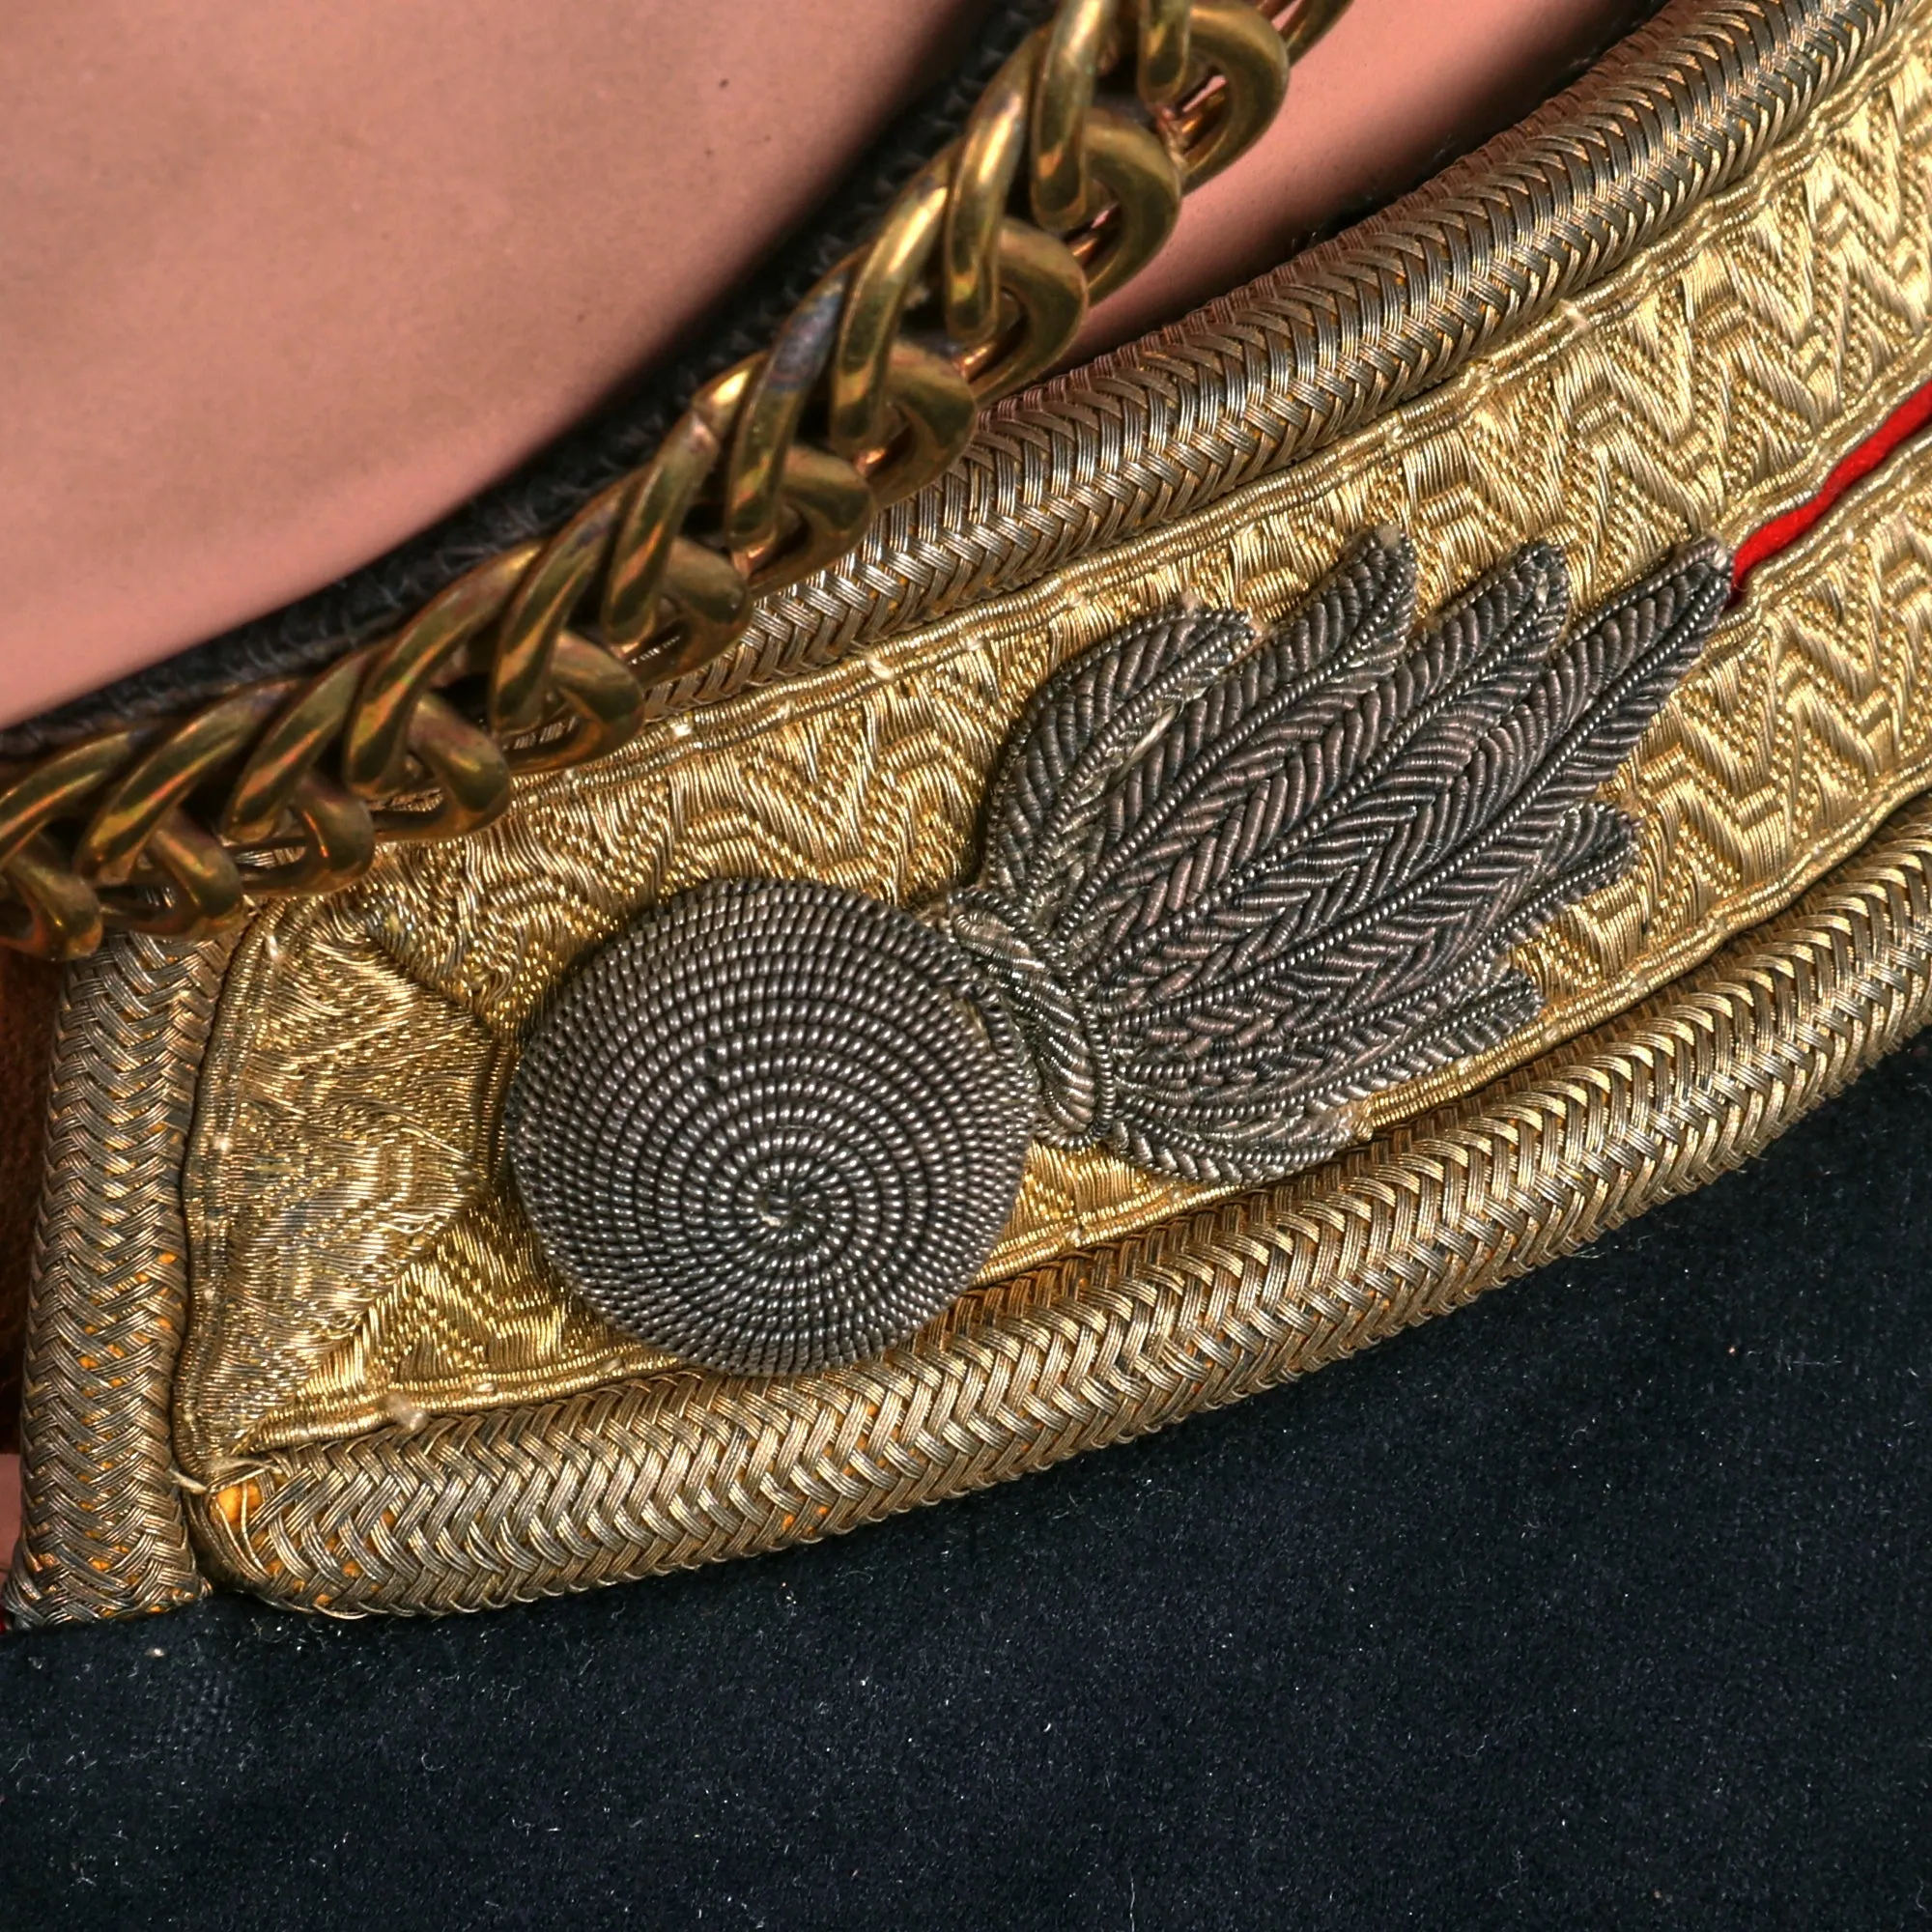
[
  {"xmin": 507, "ymin": 879, "xmax": 1035, "ymax": 1377},
  {"xmin": 509, "ymin": 530, "xmax": 1730, "ymax": 1375}
]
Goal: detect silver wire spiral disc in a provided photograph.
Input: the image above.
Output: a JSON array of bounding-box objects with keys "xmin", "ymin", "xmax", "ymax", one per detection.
[{"xmin": 507, "ymin": 877, "xmax": 1033, "ymax": 1377}]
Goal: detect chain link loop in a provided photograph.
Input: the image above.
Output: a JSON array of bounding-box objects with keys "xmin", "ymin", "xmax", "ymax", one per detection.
[{"xmin": 0, "ymin": 0, "xmax": 1340, "ymax": 958}]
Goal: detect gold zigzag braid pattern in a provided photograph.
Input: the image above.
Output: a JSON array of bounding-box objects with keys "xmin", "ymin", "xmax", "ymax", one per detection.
[
  {"xmin": 157, "ymin": 0, "xmax": 1932, "ymax": 1476},
  {"xmin": 4, "ymin": 934, "xmax": 237, "ymax": 1623},
  {"xmin": 181, "ymin": 795, "xmax": 1932, "ymax": 1614},
  {"xmin": 1349, "ymin": 21, "xmax": 1932, "ymax": 1114},
  {"xmin": 0, "ymin": 0, "xmax": 1325, "ymax": 962}
]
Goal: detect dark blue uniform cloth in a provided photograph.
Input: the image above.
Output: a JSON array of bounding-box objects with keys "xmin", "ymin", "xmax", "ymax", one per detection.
[{"xmin": 7, "ymin": 1035, "xmax": 1931, "ymax": 1928}]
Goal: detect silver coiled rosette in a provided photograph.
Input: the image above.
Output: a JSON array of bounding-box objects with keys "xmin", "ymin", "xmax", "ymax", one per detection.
[
  {"xmin": 510, "ymin": 531, "xmax": 1727, "ymax": 1376},
  {"xmin": 507, "ymin": 879, "xmax": 1033, "ymax": 1378}
]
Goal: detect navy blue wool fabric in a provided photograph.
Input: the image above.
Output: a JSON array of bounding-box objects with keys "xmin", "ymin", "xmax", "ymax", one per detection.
[{"xmin": 6, "ymin": 1035, "xmax": 1931, "ymax": 1927}]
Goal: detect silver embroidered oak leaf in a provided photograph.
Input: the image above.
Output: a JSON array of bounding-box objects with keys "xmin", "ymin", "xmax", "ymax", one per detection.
[{"xmin": 935, "ymin": 527, "xmax": 1730, "ymax": 1182}]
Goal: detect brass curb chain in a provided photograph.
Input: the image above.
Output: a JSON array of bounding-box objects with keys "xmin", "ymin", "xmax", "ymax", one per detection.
[{"xmin": 0, "ymin": 0, "xmax": 1349, "ymax": 961}]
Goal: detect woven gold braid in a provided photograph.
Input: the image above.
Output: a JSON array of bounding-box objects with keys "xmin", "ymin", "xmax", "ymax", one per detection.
[
  {"xmin": 0, "ymin": 0, "xmax": 1330, "ymax": 964},
  {"xmin": 3, "ymin": 932, "xmax": 237, "ymax": 1623},
  {"xmin": 749, "ymin": 0, "xmax": 1898, "ymax": 675},
  {"xmin": 5, "ymin": 0, "xmax": 1918, "ymax": 1623},
  {"xmin": 179, "ymin": 793, "xmax": 1932, "ymax": 1614},
  {"xmin": 169, "ymin": 0, "xmax": 1932, "ymax": 1468}
]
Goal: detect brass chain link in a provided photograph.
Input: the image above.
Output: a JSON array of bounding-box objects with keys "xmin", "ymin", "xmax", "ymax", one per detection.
[{"xmin": 0, "ymin": 0, "xmax": 1346, "ymax": 959}]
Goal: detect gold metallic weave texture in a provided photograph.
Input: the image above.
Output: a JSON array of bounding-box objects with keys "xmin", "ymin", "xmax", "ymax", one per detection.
[
  {"xmin": 753, "ymin": 0, "xmax": 1897, "ymax": 673},
  {"xmin": 0, "ymin": 951, "xmax": 61, "ymax": 1453},
  {"xmin": 5, "ymin": 0, "xmax": 1921, "ymax": 1623},
  {"xmin": 182, "ymin": 793, "xmax": 1932, "ymax": 1613},
  {"xmin": 172, "ymin": 0, "xmax": 1932, "ymax": 1471},
  {"xmin": 5, "ymin": 934, "xmax": 237, "ymax": 1621}
]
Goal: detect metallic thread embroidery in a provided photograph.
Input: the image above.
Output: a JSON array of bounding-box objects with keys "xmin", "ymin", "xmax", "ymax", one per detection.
[
  {"xmin": 509, "ymin": 880, "xmax": 1034, "ymax": 1377},
  {"xmin": 509, "ymin": 532, "xmax": 1727, "ymax": 1372},
  {"xmin": 4, "ymin": 0, "xmax": 1908, "ymax": 1624}
]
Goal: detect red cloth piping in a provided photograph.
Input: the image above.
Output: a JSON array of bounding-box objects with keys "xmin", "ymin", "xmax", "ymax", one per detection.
[{"xmin": 1732, "ymin": 377, "xmax": 1932, "ymax": 599}]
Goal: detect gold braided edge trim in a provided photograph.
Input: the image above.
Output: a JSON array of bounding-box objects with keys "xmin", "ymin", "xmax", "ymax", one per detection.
[
  {"xmin": 3, "ymin": 932, "xmax": 239, "ymax": 1623},
  {"xmin": 753, "ymin": 0, "xmax": 1895, "ymax": 676},
  {"xmin": 1, "ymin": 0, "xmax": 1906, "ymax": 1624},
  {"xmin": 175, "ymin": 790, "xmax": 1932, "ymax": 1615},
  {"xmin": 0, "ymin": 0, "xmax": 1329, "ymax": 963}
]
